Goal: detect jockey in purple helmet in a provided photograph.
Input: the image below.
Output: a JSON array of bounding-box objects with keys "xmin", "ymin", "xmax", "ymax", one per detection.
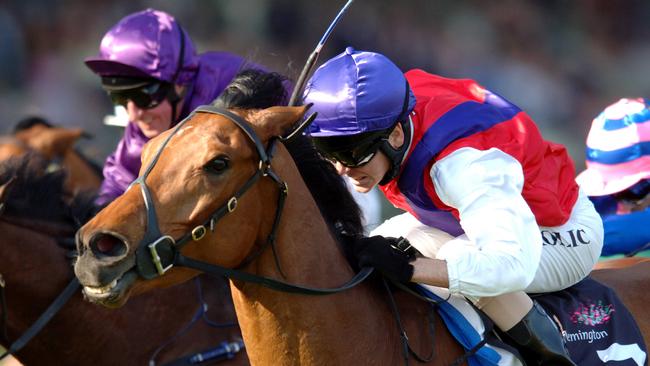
[
  {"xmin": 577, "ymin": 98, "xmax": 650, "ymax": 256},
  {"xmin": 86, "ymin": 8, "xmax": 259, "ymax": 206},
  {"xmin": 304, "ymin": 47, "xmax": 604, "ymax": 365}
]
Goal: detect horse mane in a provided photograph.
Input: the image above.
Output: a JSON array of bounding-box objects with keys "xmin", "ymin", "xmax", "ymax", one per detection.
[
  {"xmin": 0, "ymin": 155, "xmax": 96, "ymax": 226},
  {"xmin": 214, "ymin": 69, "xmax": 364, "ymax": 237}
]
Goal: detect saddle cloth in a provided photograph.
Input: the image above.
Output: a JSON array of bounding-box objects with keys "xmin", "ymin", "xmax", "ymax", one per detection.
[
  {"xmin": 534, "ymin": 277, "xmax": 647, "ymax": 366},
  {"xmin": 417, "ymin": 277, "xmax": 647, "ymax": 366}
]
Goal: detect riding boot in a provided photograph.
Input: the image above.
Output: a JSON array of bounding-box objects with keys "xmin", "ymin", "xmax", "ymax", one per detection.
[{"xmin": 505, "ymin": 301, "xmax": 576, "ymax": 366}]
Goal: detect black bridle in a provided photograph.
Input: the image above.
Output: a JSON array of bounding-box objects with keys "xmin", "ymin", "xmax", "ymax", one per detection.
[{"xmin": 130, "ymin": 104, "xmax": 373, "ymax": 294}]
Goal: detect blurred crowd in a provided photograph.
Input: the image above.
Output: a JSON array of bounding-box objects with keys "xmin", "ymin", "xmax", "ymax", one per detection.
[{"xmin": 1, "ymin": 0, "xmax": 650, "ymax": 172}]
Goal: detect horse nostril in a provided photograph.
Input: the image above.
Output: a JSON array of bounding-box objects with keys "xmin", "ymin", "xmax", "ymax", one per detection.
[{"xmin": 90, "ymin": 233, "xmax": 127, "ymax": 258}]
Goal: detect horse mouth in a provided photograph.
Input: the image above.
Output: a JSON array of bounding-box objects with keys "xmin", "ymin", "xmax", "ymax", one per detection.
[{"xmin": 82, "ymin": 269, "xmax": 138, "ymax": 307}]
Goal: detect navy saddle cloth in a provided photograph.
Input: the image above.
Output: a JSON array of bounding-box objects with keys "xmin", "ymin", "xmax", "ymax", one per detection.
[{"xmin": 534, "ymin": 277, "xmax": 647, "ymax": 366}]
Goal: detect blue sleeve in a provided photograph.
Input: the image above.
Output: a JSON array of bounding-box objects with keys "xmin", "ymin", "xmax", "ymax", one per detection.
[{"xmin": 601, "ymin": 208, "xmax": 650, "ymax": 256}]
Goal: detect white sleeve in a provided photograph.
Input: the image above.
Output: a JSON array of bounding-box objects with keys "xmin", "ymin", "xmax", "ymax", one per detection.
[{"xmin": 431, "ymin": 147, "xmax": 542, "ymax": 297}]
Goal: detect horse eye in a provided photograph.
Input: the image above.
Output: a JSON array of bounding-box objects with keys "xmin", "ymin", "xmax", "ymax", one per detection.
[{"xmin": 204, "ymin": 156, "xmax": 230, "ymax": 174}]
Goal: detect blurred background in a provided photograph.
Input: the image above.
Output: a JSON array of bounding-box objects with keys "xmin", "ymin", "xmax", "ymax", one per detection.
[{"xmin": 1, "ymin": 0, "xmax": 650, "ymax": 191}]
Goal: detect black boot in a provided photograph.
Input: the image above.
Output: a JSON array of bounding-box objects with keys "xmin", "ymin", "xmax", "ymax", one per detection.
[{"xmin": 505, "ymin": 301, "xmax": 576, "ymax": 366}]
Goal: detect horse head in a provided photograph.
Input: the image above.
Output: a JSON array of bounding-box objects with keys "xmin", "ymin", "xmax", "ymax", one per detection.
[
  {"xmin": 2, "ymin": 123, "xmax": 101, "ymax": 194},
  {"xmin": 74, "ymin": 105, "xmax": 310, "ymax": 307},
  {"xmin": 14, "ymin": 124, "xmax": 85, "ymax": 161}
]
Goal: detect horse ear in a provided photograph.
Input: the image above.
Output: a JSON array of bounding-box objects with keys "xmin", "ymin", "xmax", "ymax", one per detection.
[
  {"xmin": 16, "ymin": 127, "xmax": 84, "ymax": 159},
  {"xmin": 250, "ymin": 105, "xmax": 310, "ymax": 140}
]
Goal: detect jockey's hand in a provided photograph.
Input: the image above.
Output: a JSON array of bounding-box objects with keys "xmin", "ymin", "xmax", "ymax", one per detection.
[{"xmin": 352, "ymin": 236, "xmax": 415, "ymax": 284}]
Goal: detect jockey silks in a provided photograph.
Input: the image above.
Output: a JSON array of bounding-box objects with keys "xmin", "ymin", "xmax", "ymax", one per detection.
[{"xmin": 380, "ymin": 69, "xmax": 579, "ymax": 235}]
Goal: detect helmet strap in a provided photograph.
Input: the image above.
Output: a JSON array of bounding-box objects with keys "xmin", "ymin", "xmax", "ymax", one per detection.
[
  {"xmin": 378, "ymin": 81, "xmax": 412, "ymax": 186},
  {"xmin": 378, "ymin": 116, "xmax": 411, "ymax": 186}
]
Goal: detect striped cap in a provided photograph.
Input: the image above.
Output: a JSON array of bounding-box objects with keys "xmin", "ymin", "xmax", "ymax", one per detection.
[{"xmin": 576, "ymin": 98, "xmax": 650, "ymax": 196}]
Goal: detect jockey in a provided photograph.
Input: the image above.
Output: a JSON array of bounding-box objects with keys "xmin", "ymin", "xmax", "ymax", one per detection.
[
  {"xmin": 85, "ymin": 8, "xmax": 258, "ymax": 206},
  {"xmin": 576, "ymin": 98, "xmax": 650, "ymax": 256},
  {"xmin": 303, "ymin": 47, "xmax": 604, "ymax": 365}
]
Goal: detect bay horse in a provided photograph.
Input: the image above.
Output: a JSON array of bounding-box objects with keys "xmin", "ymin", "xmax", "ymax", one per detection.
[
  {"xmin": 1, "ymin": 117, "xmax": 102, "ymax": 196},
  {"xmin": 73, "ymin": 70, "xmax": 468, "ymax": 365},
  {"xmin": 72, "ymin": 70, "xmax": 649, "ymax": 365},
  {"xmin": 0, "ymin": 157, "xmax": 248, "ymax": 365}
]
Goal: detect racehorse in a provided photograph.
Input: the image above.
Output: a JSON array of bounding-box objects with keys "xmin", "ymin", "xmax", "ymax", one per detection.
[
  {"xmin": 1, "ymin": 118, "xmax": 102, "ymax": 195},
  {"xmin": 0, "ymin": 157, "xmax": 248, "ymax": 365},
  {"xmin": 73, "ymin": 70, "xmax": 468, "ymax": 365},
  {"xmin": 72, "ymin": 71, "xmax": 649, "ymax": 365}
]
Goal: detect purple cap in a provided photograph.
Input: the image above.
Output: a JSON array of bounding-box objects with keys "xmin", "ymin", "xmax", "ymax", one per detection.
[
  {"xmin": 304, "ymin": 47, "xmax": 416, "ymax": 137},
  {"xmin": 85, "ymin": 8, "xmax": 198, "ymax": 84}
]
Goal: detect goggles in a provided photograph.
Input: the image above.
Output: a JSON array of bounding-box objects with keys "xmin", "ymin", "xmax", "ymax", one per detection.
[
  {"xmin": 313, "ymin": 129, "xmax": 391, "ymax": 168},
  {"xmin": 107, "ymin": 82, "xmax": 172, "ymax": 110},
  {"xmin": 615, "ymin": 179, "xmax": 650, "ymax": 203}
]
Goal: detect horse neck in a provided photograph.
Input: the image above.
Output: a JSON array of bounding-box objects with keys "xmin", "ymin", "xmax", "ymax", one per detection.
[
  {"xmin": 0, "ymin": 220, "xmax": 74, "ymax": 352},
  {"xmin": 0, "ymin": 214, "xmax": 75, "ymax": 238},
  {"xmin": 229, "ymin": 150, "xmax": 405, "ymax": 365}
]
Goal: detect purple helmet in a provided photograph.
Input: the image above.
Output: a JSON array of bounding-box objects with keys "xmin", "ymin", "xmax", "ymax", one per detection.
[
  {"xmin": 85, "ymin": 8, "xmax": 198, "ymax": 86},
  {"xmin": 303, "ymin": 47, "xmax": 416, "ymax": 137}
]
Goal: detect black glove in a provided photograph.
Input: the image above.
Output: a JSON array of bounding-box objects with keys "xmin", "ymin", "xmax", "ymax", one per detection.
[{"xmin": 352, "ymin": 236, "xmax": 415, "ymax": 283}]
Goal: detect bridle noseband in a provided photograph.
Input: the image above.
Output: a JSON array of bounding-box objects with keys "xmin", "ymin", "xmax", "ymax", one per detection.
[{"xmin": 130, "ymin": 105, "xmax": 372, "ymax": 294}]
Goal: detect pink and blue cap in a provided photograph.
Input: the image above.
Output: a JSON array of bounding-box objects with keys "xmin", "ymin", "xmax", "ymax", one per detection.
[
  {"xmin": 576, "ymin": 98, "xmax": 650, "ymax": 196},
  {"xmin": 303, "ymin": 47, "xmax": 416, "ymax": 137},
  {"xmin": 85, "ymin": 8, "xmax": 197, "ymax": 85}
]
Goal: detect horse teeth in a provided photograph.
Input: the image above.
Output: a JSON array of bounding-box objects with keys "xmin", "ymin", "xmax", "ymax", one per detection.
[{"xmin": 84, "ymin": 279, "xmax": 118, "ymax": 295}]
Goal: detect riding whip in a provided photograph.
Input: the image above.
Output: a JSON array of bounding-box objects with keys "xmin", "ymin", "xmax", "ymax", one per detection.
[
  {"xmin": 282, "ymin": 0, "xmax": 355, "ymax": 141},
  {"xmin": 288, "ymin": 0, "xmax": 355, "ymax": 107}
]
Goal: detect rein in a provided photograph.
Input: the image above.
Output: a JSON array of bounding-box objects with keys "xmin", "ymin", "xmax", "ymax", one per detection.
[
  {"xmin": 0, "ymin": 216, "xmax": 80, "ymax": 361},
  {"xmin": 0, "ymin": 277, "xmax": 80, "ymax": 361},
  {"xmin": 131, "ymin": 104, "xmax": 374, "ymax": 294}
]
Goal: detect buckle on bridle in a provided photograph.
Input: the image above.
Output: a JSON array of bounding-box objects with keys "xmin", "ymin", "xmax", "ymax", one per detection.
[
  {"xmin": 148, "ymin": 235, "xmax": 175, "ymax": 275},
  {"xmin": 227, "ymin": 197, "xmax": 238, "ymax": 212},
  {"xmin": 191, "ymin": 225, "xmax": 207, "ymax": 241}
]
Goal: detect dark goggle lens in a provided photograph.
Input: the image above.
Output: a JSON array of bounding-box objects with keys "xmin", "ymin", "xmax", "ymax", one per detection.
[
  {"xmin": 615, "ymin": 179, "xmax": 650, "ymax": 202},
  {"xmin": 320, "ymin": 138, "xmax": 385, "ymax": 168},
  {"xmin": 108, "ymin": 83, "xmax": 170, "ymax": 109}
]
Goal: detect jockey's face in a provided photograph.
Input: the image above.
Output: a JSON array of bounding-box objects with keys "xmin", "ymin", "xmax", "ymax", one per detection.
[
  {"xmin": 125, "ymin": 85, "xmax": 184, "ymax": 139},
  {"xmin": 333, "ymin": 150, "xmax": 390, "ymax": 193},
  {"xmin": 616, "ymin": 191, "xmax": 650, "ymax": 214},
  {"xmin": 332, "ymin": 123, "xmax": 405, "ymax": 193},
  {"xmin": 615, "ymin": 179, "xmax": 650, "ymax": 214}
]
